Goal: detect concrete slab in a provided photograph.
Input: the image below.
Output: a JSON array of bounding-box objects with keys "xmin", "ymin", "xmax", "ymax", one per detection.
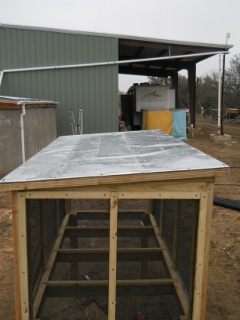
[{"xmin": 209, "ymin": 134, "xmax": 232, "ymax": 142}]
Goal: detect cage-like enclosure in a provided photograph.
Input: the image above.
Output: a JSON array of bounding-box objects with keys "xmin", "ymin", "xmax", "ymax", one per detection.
[{"xmin": 0, "ymin": 130, "xmax": 228, "ymax": 320}]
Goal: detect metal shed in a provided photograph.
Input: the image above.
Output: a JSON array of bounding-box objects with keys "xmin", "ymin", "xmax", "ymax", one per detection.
[
  {"xmin": 0, "ymin": 130, "xmax": 229, "ymax": 320},
  {"xmin": 0, "ymin": 24, "xmax": 233, "ymax": 135},
  {"xmin": 0, "ymin": 96, "xmax": 57, "ymax": 178}
]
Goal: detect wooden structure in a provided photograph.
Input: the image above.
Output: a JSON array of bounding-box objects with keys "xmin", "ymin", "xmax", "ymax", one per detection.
[{"xmin": 0, "ymin": 130, "xmax": 229, "ymax": 320}]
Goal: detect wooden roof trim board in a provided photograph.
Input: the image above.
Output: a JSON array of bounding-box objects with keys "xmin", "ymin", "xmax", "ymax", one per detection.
[
  {"xmin": 0, "ymin": 96, "xmax": 58, "ymax": 109},
  {"xmin": 0, "ymin": 103, "xmax": 57, "ymax": 110},
  {"xmin": 0, "ymin": 169, "xmax": 229, "ymax": 192}
]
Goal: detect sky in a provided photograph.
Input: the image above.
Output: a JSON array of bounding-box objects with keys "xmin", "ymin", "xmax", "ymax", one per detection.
[{"xmin": 0, "ymin": 0, "xmax": 239, "ymax": 92}]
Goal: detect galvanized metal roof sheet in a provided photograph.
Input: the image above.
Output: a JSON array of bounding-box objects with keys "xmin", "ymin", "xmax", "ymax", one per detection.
[
  {"xmin": 0, "ymin": 95, "xmax": 58, "ymax": 104},
  {"xmin": 0, "ymin": 130, "xmax": 228, "ymax": 185}
]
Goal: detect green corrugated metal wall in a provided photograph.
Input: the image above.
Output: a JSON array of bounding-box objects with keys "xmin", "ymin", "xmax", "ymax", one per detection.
[{"xmin": 0, "ymin": 26, "xmax": 119, "ymax": 135}]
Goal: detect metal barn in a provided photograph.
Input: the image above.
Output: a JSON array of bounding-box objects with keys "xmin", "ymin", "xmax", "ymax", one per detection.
[{"xmin": 0, "ymin": 24, "xmax": 233, "ymax": 135}]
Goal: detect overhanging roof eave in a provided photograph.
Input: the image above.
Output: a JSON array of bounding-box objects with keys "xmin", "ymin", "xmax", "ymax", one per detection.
[{"xmin": 1, "ymin": 23, "xmax": 233, "ymax": 51}]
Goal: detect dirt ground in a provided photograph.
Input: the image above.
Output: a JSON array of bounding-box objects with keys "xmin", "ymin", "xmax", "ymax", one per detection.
[{"xmin": 0, "ymin": 114, "xmax": 239, "ymax": 319}]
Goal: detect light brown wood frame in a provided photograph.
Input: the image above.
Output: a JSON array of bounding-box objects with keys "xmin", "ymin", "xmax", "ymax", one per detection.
[{"xmin": 12, "ymin": 178, "xmax": 214, "ymax": 320}]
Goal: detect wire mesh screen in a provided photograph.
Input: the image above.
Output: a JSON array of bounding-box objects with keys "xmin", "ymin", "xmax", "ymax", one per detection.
[
  {"xmin": 154, "ymin": 199, "xmax": 199, "ymax": 299},
  {"xmin": 27, "ymin": 199, "xmax": 66, "ymax": 302}
]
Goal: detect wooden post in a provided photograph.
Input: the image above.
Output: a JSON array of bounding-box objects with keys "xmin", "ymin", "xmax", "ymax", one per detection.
[
  {"xmin": 171, "ymin": 71, "xmax": 179, "ymax": 108},
  {"xmin": 192, "ymin": 184, "xmax": 214, "ymax": 320},
  {"xmin": 108, "ymin": 192, "xmax": 118, "ymax": 320},
  {"xmin": 12, "ymin": 191, "xmax": 22, "ymax": 320},
  {"xmin": 188, "ymin": 200, "xmax": 199, "ymax": 317},
  {"xmin": 17, "ymin": 192, "xmax": 30, "ymax": 320}
]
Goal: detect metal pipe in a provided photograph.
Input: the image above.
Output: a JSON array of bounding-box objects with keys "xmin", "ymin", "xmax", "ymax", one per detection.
[
  {"xmin": 20, "ymin": 104, "xmax": 26, "ymax": 163},
  {"xmin": 214, "ymin": 197, "xmax": 240, "ymax": 212},
  {"xmin": 17, "ymin": 100, "xmax": 57, "ymax": 105},
  {"xmin": 220, "ymin": 33, "xmax": 230, "ymax": 135},
  {"xmin": 0, "ymin": 71, "xmax": 4, "ymax": 87},
  {"xmin": 79, "ymin": 109, "xmax": 83, "ymax": 134},
  {"xmin": 0, "ymin": 51, "xmax": 229, "ymax": 88},
  {"xmin": 221, "ymin": 54, "xmax": 226, "ymax": 135},
  {"xmin": 217, "ymin": 53, "xmax": 222, "ymax": 135}
]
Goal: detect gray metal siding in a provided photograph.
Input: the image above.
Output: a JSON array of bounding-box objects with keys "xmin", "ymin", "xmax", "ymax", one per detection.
[{"xmin": 0, "ymin": 26, "xmax": 119, "ymax": 135}]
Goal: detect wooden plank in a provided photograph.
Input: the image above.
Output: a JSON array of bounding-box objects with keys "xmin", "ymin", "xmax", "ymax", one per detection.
[
  {"xmin": 0, "ymin": 102, "xmax": 20, "ymax": 109},
  {"xmin": 76, "ymin": 210, "xmax": 146, "ymax": 221},
  {"xmin": 12, "ymin": 192, "xmax": 22, "ymax": 320},
  {"xmin": 45, "ymin": 279, "xmax": 174, "ymax": 297},
  {"xmin": 148, "ymin": 212, "xmax": 189, "ymax": 317},
  {"xmin": 0, "ymin": 102, "xmax": 56, "ymax": 110},
  {"xmin": 45, "ymin": 279, "xmax": 174, "ymax": 286},
  {"xmin": 0, "ymin": 168, "xmax": 227, "ymax": 191},
  {"xmin": 56, "ymin": 247, "xmax": 163, "ymax": 262},
  {"xmin": 192, "ymin": 185, "xmax": 214, "ymax": 320},
  {"xmin": 108, "ymin": 192, "xmax": 118, "ymax": 320},
  {"xmin": 24, "ymin": 189, "xmax": 202, "ymax": 199},
  {"xmin": 118, "ymin": 191, "xmax": 201, "ymax": 199},
  {"xmin": 33, "ymin": 213, "xmax": 70, "ymax": 318},
  {"xmin": 16, "ymin": 192, "xmax": 30, "ymax": 320},
  {"xmin": 64, "ymin": 226, "xmax": 155, "ymax": 238},
  {"xmin": 36, "ymin": 178, "xmax": 215, "ymax": 193},
  {"xmin": 25, "ymin": 191, "xmax": 111, "ymax": 199}
]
